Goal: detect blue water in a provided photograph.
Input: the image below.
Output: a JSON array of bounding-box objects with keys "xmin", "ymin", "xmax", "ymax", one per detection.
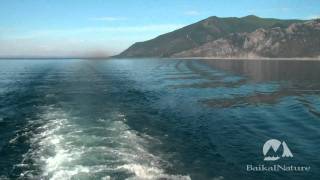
[{"xmin": 0, "ymin": 59, "xmax": 319, "ymax": 180}]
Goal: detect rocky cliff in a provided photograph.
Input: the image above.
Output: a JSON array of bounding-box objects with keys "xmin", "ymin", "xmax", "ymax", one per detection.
[{"xmin": 172, "ymin": 20, "xmax": 320, "ymax": 58}]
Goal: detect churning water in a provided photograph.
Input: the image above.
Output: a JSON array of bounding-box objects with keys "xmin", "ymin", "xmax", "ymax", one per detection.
[{"xmin": 0, "ymin": 59, "xmax": 319, "ymax": 180}]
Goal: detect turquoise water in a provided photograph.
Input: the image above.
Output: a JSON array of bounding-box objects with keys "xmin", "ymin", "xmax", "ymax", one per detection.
[{"xmin": 0, "ymin": 59, "xmax": 319, "ymax": 180}]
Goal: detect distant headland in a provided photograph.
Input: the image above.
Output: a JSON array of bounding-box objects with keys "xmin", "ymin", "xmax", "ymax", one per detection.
[{"xmin": 116, "ymin": 15, "xmax": 320, "ymax": 59}]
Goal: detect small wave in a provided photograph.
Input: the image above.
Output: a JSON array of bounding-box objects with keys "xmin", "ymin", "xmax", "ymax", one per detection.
[{"xmin": 0, "ymin": 175, "xmax": 9, "ymax": 180}]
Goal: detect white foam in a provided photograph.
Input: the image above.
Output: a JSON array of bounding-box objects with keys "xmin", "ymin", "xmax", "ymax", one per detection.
[
  {"xmin": 49, "ymin": 165, "xmax": 90, "ymax": 180},
  {"xmin": 20, "ymin": 108, "xmax": 190, "ymax": 180},
  {"xmin": 118, "ymin": 164, "xmax": 191, "ymax": 180},
  {"xmin": 119, "ymin": 164, "xmax": 162, "ymax": 178},
  {"xmin": 9, "ymin": 134, "xmax": 19, "ymax": 144},
  {"xmin": 101, "ymin": 176, "xmax": 111, "ymax": 180}
]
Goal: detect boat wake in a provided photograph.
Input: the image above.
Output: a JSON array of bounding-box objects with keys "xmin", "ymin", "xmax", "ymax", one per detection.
[{"xmin": 18, "ymin": 105, "xmax": 190, "ymax": 180}]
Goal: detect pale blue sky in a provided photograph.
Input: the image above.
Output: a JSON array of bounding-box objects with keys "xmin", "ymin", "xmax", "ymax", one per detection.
[{"xmin": 0, "ymin": 0, "xmax": 319, "ymax": 57}]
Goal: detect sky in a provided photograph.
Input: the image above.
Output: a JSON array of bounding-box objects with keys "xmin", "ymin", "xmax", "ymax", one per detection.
[{"xmin": 0, "ymin": 0, "xmax": 319, "ymax": 57}]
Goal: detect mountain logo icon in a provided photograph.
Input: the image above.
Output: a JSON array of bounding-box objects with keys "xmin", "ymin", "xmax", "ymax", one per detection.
[{"xmin": 263, "ymin": 139, "xmax": 293, "ymax": 161}]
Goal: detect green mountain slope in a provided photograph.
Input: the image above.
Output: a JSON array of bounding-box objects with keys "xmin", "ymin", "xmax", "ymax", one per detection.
[{"xmin": 117, "ymin": 15, "xmax": 303, "ymax": 58}]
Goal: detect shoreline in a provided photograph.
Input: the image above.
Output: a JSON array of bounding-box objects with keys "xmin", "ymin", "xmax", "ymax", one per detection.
[
  {"xmin": 1, "ymin": 57, "xmax": 320, "ymax": 61},
  {"xmin": 169, "ymin": 57, "xmax": 320, "ymax": 61}
]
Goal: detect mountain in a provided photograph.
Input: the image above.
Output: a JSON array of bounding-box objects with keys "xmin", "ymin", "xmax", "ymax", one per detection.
[
  {"xmin": 172, "ymin": 19, "xmax": 320, "ymax": 58},
  {"xmin": 116, "ymin": 15, "xmax": 304, "ymax": 58}
]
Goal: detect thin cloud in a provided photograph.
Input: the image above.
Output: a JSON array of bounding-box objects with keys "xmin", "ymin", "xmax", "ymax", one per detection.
[
  {"xmin": 280, "ymin": 7, "xmax": 290, "ymax": 12},
  {"xmin": 308, "ymin": 15, "xmax": 320, "ymax": 19},
  {"xmin": 90, "ymin": 16, "xmax": 127, "ymax": 21},
  {"xmin": 11, "ymin": 24, "xmax": 185, "ymax": 39},
  {"xmin": 184, "ymin": 10, "xmax": 200, "ymax": 16},
  {"xmin": 83, "ymin": 24, "xmax": 185, "ymax": 32},
  {"xmin": 247, "ymin": 7, "xmax": 291, "ymax": 14}
]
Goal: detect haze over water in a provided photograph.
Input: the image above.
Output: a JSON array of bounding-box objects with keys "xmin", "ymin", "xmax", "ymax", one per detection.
[{"xmin": 0, "ymin": 59, "xmax": 320, "ymax": 180}]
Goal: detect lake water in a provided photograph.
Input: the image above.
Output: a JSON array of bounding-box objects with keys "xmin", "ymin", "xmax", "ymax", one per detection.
[{"xmin": 0, "ymin": 59, "xmax": 319, "ymax": 180}]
